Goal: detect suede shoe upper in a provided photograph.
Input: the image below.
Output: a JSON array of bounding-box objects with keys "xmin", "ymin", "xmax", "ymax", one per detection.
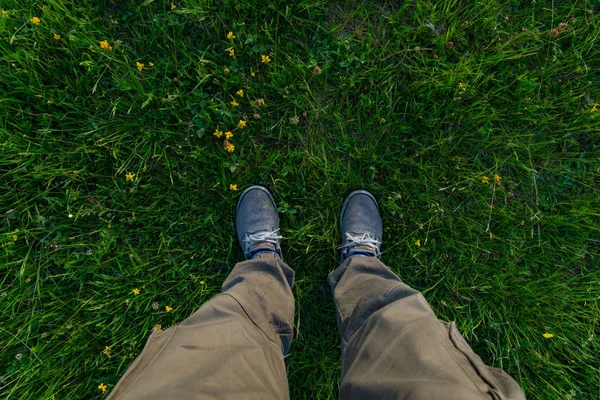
[
  {"xmin": 338, "ymin": 190, "xmax": 382, "ymax": 263},
  {"xmin": 236, "ymin": 186, "xmax": 282, "ymax": 259}
]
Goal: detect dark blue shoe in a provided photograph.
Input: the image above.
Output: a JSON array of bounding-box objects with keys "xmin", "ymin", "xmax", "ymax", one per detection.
[
  {"xmin": 338, "ymin": 190, "xmax": 382, "ymax": 263},
  {"xmin": 236, "ymin": 186, "xmax": 283, "ymax": 260}
]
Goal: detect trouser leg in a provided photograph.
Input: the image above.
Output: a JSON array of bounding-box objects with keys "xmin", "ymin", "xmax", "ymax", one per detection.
[
  {"xmin": 107, "ymin": 253, "xmax": 294, "ymax": 400},
  {"xmin": 328, "ymin": 256, "xmax": 525, "ymax": 400}
]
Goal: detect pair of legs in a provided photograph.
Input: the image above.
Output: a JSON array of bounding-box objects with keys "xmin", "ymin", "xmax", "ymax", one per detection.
[{"xmin": 107, "ymin": 188, "xmax": 525, "ymax": 400}]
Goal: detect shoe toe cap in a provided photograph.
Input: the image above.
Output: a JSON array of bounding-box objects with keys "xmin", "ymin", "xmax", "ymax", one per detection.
[
  {"xmin": 236, "ymin": 186, "xmax": 279, "ymax": 238},
  {"xmin": 341, "ymin": 191, "xmax": 382, "ymax": 239}
]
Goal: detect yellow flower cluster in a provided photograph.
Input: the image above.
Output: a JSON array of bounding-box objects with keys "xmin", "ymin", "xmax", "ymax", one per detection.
[
  {"xmin": 98, "ymin": 383, "xmax": 107, "ymax": 394},
  {"xmin": 136, "ymin": 62, "xmax": 145, "ymax": 71},
  {"xmin": 482, "ymin": 174, "xmax": 502, "ymax": 184},
  {"xmin": 99, "ymin": 40, "xmax": 112, "ymax": 51},
  {"xmin": 214, "ymin": 126, "xmax": 242, "ymax": 153},
  {"xmin": 261, "ymin": 54, "xmax": 271, "ymax": 63},
  {"xmin": 31, "ymin": 17, "xmax": 41, "ymax": 25}
]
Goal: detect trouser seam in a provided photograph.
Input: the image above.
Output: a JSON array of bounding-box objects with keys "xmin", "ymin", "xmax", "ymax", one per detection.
[
  {"xmin": 221, "ymin": 292, "xmax": 280, "ymax": 348},
  {"xmin": 344, "ymin": 283, "xmax": 405, "ymax": 343},
  {"xmin": 446, "ymin": 322, "xmax": 504, "ymax": 399}
]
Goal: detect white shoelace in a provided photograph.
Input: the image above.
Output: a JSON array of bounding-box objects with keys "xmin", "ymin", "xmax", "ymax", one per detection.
[
  {"xmin": 337, "ymin": 232, "xmax": 381, "ymax": 257},
  {"xmin": 243, "ymin": 229, "xmax": 283, "ymax": 247}
]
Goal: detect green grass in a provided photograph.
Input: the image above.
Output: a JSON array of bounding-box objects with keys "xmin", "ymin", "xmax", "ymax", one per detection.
[{"xmin": 1, "ymin": 0, "xmax": 599, "ymax": 398}]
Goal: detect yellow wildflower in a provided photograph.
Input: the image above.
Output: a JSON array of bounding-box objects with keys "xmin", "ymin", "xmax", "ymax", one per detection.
[
  {"xmin": 227, "ymin": 31, "xmax": 235, "ymax": 39},
  {"xmin": 481, "ymin": 176, "xmax": 490, "ymax": 184},
  {"xmin": 230, "ymin": 184, "xmax": 237, "ymax": 191},
  {"xmin": 132, "ymin": 288, "xmax": 140, "ymax": 296},
  {"xmin": 542, "ymin": 332, "xmax": 554, "ymax": 339},
  {"xmin": 171, "ymin": 3, "xmax": 177, "ymax": 9},
  {"xmin": 155, "ymin": 324, "xmax": 162, "ymax": 329},
  {"xmin": 149, "ymin": 62, "xmax": 155, "ymax": 67},
  {"xmin": 237, "ymin": 120, "xmax": 247, "ymax": 128},
  {"xmin": 12, "ymin": 235, "xmax": 17, "ymax": 241},
  {"xmin": 230, "ymin": 100, "xmax": 239, "ymax": 107},
  {"xmin": 225, "ymin": 131, "xmax": 233, "ymax": 139},
  {"xmin": 165, "ymin": 305, "xmax": 173, "ymax": 312},
  {"xmin": 255, "ymin": 98, "xmax": 265, "ymax": 106},
  {"xmin": 213, "ymin": 129, "xmax": 223, "ymax": 138},
  {"xmin": 53, "ymin": 33, "xmax": 61, "ymax": 40},
  {"xmin": 102, "ymin": 346, "xmax": 111, "ymax": 355},
  {"xmin": 229, "ymin": 49, "xmax": 235, "ymax": 57},
  {"xmin": 200, "ymin": 280, "xmax": 206, "ymax": 285},
  {"xmin": 261, "ymin": 54, "xmax": 271, "ymax": 63},
  {"xmin": 591, "ymin": 105, "xmax": 598, "ymax": 113},
  {"xmin": 125, "ymin": 172, "xmax": 135, "ymax": 181},
  {"xmin": 458, "ymin": 82, "xmax": 467, "ymax": 92},
  {"xmin": 415, "ymin": 239, "xmax": 421, "ymax": 247},
  {"xmin": 494, "ymin": 173, "xmax": 502, "ymax": 183},
  {"xmin": 31, "ymin": 17, "xmax": 41, "ymax": 25},
  {"xmin": 99, "ymin": 40, "xmax": 112, "ymax": 51},
  {"xmin": 136, "ymin": 62, "xmax": 144, "ymax": 72},
  {"xmin": 224, "ymin": 142, "xmax": 235, "ymax": 153},
  {"xmin": 236, "ymin": 89, "xmax": 244, "ymax": 97},
  {"xmin": 98, "ymin": 383, "xmax": 107, "ymax": 394}
]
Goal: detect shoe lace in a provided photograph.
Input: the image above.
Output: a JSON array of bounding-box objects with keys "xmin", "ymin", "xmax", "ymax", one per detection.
[
  {"xmin": 337, "ymin": 232, "xmax": 381, "ymax": 257},
  {"xmin": 243, "ymin": 228, "xmax": 283, "ymax": 248}
]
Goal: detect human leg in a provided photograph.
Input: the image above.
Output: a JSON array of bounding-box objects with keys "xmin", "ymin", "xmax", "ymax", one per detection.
[
  {"xmin": 330, "ymin": 190, "xmax": 525, "ymax": 400},
  {"xmin": 108, "ymin": 186, "xmax": 294, "ymax": 400}
]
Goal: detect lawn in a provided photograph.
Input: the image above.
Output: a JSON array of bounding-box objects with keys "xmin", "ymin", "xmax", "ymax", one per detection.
[{"xmin": 1, "ymin": 0, "xmax": 599, "ymax": 398}]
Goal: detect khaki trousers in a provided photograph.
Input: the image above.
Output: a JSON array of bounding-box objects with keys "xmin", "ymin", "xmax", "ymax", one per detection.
[{"xmin": 107, "ymin": 254, "xmax": 525, "ymax": 400}]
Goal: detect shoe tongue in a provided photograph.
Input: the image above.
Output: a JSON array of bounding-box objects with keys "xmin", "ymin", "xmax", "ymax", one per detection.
[
  {"xmin": 248, "ymin": 241, "xmax": 277, "ymax": 258},
  {"xmin": 347, "ymin": 245, "xmax": 376, "ymax": 257}
]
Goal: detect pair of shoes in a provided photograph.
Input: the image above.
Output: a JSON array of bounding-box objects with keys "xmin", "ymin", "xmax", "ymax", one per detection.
[{"xmin": 236, "ymin": 186, "xmax": 382, "ymax": 262}]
